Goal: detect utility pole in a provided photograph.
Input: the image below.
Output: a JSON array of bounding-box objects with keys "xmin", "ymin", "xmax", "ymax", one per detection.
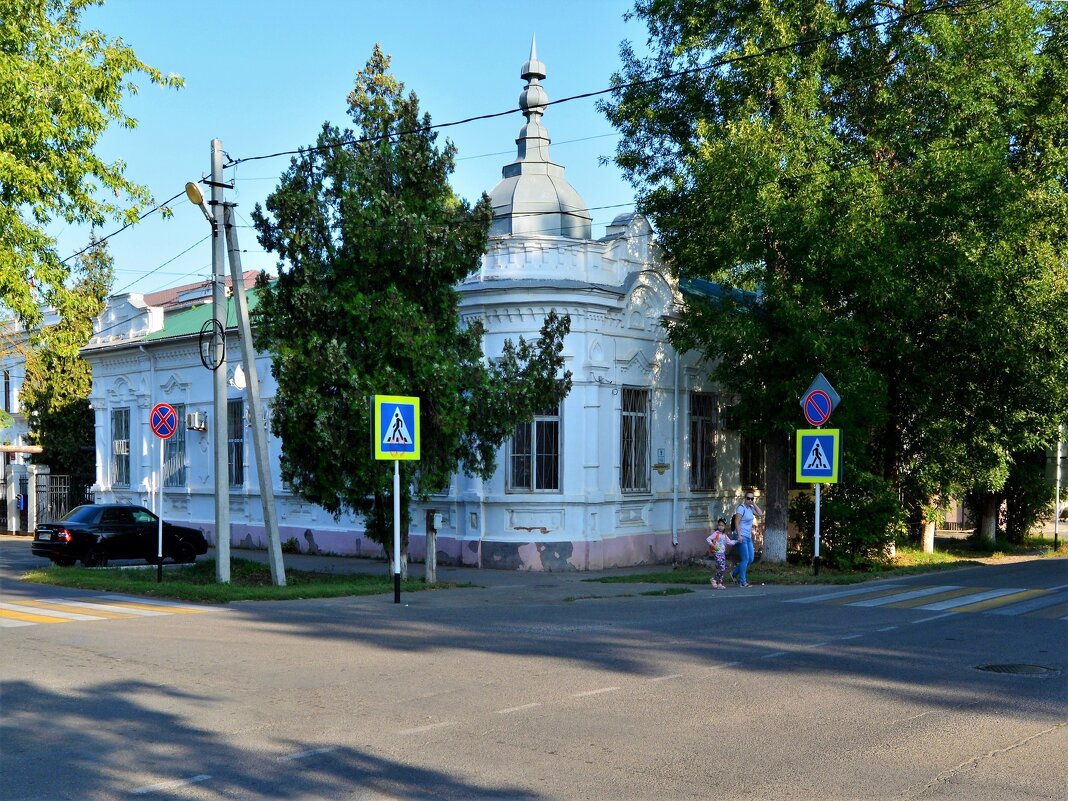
[
  {"xmin": 222, "ymin": 205, "xmax": 286, "ymax": 586},
  {"xmin": 210, "ymin": 139, "xmax": 231, "ymax": 583}
]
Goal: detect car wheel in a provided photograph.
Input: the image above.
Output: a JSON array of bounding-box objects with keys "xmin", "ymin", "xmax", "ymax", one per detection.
[
  {"xmin": 172, "ymin": 541, "xmax": 197, "ymax": 564},
  {"xmin": 50, "ymin": 557, "xmax": 76, "ymax": 567},
  {"xmin": 82, "ymin": 547, "xmax": 109, "ymax": 568}
]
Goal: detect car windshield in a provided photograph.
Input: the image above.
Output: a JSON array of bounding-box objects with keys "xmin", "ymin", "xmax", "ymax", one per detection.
[{"xmin": 62, "ymin": 506, "xmax": 103, "ymax": 524}]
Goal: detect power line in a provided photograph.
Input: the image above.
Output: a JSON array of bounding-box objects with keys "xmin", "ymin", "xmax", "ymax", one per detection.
[
  {"xmin": 222, "ymin": 1, "xmax": 985, "ymax": 169},
  {"xmin": 60, "ymin": 190, "xmax": 186, "ymax": 266},
  {"xmin": 55, "ymin": 0, "xmax": 992, "ymax": 271},
  {"xmin": 111, "ymin": 234, "xmax": 212, "ymax": 296}
]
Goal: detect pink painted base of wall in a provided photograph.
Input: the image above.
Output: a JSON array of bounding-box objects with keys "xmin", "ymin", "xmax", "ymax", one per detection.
[{"xmin": 200, "ymin": 521, "xmax": 712, "ymax": 572}]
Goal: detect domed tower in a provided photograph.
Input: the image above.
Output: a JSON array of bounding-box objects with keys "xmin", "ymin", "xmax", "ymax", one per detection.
[{"xmin": 488, "ymin": 36, "xmax": 593, "ymax": 239}]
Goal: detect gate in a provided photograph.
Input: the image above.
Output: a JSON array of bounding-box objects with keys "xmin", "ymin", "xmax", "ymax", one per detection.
[{"xmin": 34, "ymin": 475, "xmax": 92, "ymax": 524}]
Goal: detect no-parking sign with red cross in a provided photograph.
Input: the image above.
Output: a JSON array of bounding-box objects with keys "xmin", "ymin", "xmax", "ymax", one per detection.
[{"xmin": 150, "ymin": 403, "xmax": 178, "ymax": 440}]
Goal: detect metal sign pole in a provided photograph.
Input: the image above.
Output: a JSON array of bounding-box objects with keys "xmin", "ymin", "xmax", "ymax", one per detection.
[
  {"xmin": 813, "ymin": 482, "xmax": 821, "ymax": 576},
  {"xmin": 393, "ymin": 459, "xmax": 401, "ymax": 604},
  {"xmin": 157, "ymin": 435, "xmax": 164, "ymax": 583}
]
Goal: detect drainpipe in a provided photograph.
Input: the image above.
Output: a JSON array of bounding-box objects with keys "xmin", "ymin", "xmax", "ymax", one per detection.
[
  {"xmin": 139, "ymin": 345, "xmax": 157, "ymax": 513},
  {"xmin": 672, "ymin": 350, "xmax": 679, "ymax": 547}
]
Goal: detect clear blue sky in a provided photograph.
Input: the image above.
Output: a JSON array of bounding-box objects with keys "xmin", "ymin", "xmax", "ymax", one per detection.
[{"xmin": 54, "ymin": 0, "xmax": 649, "ymax": 297}]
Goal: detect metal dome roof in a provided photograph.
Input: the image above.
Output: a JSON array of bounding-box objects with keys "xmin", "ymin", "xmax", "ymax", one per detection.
[{"xmin": 488, "ymin": 36, "xmax": 592, "ymax": 240}]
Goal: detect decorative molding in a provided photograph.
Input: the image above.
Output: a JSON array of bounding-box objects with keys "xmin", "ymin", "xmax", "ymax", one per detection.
[
  {"xmin": 507, "ymin": 508, "xmax": 563, "ymax": 534},
  {"xmin": 615, "ymin": 502, "xmax": 648, "ymax": 528}
]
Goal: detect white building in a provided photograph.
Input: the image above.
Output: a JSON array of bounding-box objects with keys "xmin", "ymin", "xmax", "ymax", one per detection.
[{"xmin": 82, "ymin": 44, "xmax": 761, "ymax": 569}]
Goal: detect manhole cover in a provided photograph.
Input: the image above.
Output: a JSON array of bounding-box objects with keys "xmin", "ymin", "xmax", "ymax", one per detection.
[{"xmin": 975, "ymin": 663, "xmax": 1060, "ymax": 676}]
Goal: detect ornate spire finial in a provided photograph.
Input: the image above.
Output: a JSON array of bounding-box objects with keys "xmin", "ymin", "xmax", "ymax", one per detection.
[
  {"xmin": 521, "ymin": 34, "xmax": 545, "ymax": 81},
  {"xmin": 519, "ymin": 34, "xmax": 547, "ymax": 124}
]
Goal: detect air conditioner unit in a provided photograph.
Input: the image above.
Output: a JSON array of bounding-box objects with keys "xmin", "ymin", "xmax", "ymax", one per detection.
[{"xmin": 186, "ymin": 411, "xmax": 208, "ymax": 431}]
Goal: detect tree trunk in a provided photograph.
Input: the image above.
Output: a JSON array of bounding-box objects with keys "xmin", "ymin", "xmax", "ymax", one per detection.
[
  {"xmin": 979, "ymin": 492, "xmax": 997, "ymax": 546},
  {"xmin": 762, "ymin": 431, "xmax": 789, "ymax": 563},
  {"xmin": 921, "ymin": 519, "xmax": 936, "ymax": 553}
]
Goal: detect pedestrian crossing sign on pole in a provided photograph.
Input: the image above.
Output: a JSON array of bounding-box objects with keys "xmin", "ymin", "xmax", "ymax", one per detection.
[
  {"xmin": 372, "ymin": 395, "xmax": 420, "ymax": 461},
  {"xmin": 796, "ymin": 429, "xmax": 840, "ymax": 483}
]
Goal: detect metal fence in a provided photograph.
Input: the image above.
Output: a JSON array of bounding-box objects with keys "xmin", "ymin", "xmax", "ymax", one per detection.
[{"xmin": 34, "ymin": 475, "xmax": 94, "ymax": 525}]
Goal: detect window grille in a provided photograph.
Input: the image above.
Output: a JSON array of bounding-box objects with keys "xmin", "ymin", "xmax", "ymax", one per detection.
[
  {"xmin": 509, "ymin": 405, "xmax": 561, "ymax": 492},
  {"xmin": 228, "ymin": 398, "xmax": 244, "ymax": 487},
  {"xmin": 620, "ymin": 387, "xmax": 649, "ymax": 492},
  {"xmin": 740, "ymin": 435, "xmax": 766, "ymax": 489},
  {"xmin": 690, "ymin": 392, "xmax": 718, "ymax": 491},
  {"xmin": 111, "ymin": 408, "xmax": 130, "ymax": 487},
  {"xmin": 164, "ymin": 404, "xmax": 186, "ymax": 488}
]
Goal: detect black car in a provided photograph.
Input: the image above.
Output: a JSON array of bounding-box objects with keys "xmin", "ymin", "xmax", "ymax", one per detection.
[{"xmin": 32, "ymin": 504, "xmax": 209, "ymax": 568}]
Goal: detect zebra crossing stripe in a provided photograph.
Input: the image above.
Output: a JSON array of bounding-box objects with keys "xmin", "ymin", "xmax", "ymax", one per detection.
[
  {"xmin": 880, "ymin": 587, "xmax": 985, "ymax": 609},
  {"xmin": 787, "ymin": 584, "xmax": 908, "ymax": 604},
  {"xmin": 916, "ymin": 588, "xmax": 1024, "ymax": 611},
  {"xmin": 849, "ymin": 585, "xmax": 963, "ymax": 607},
  {"xmin": 97, "ymin": 595, "xmax": 220, "ymax": 613},
  {"xmin": 51, "ymin": 599, "xmax": 171, "ymax": 616},
  {"xmin": 0, "ymin": 605, "xmax": 76, "ymax": 625},
  {"xmin": 0, "ymin": 601, "xmax": 102, "ymax": 621},
  {"xmin": 1030, "ymin": 602, "xmax": 1068, "ymax": 620},
  {"xmin": 9, "ymin": 599, "xmax": 133, "ymax": 619},
  {"xmin": 946, "ymin": 589, "xmax": 1048, "ymax": 614},
  {"xmin": 988, "ymin": 590, "xmax": 1068, "ymax": 616}
]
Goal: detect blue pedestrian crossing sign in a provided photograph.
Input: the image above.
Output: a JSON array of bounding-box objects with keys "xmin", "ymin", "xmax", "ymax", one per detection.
[
  {"xmin": 796, "ymin": 429, "xmax": 840, "ymax": 483},
  {"xmin": 372, "ymin": 395, "xmax": 420, "ymax": 461}
]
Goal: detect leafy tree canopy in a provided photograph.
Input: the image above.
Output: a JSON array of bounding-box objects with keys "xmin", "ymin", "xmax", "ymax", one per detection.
[
  {"xmin": 252, "ymin": 46, "xmax": 571, "ymax": 546},
  {"xmin": 604, "ymin": 0, "xmax": 1068, "ymax": 535},
  {"xmin": 21, "ymin": 240, "xmax": 113, "ymax": 477},
  {"xmin": 0, "ymin": 0, "xmax": 182, "ymax": 328}
]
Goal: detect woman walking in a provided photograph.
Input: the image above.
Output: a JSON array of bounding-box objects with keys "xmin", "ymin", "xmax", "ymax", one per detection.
[{"xmin": 730, "ymin": 492, "xmax": 763, "ymax": 588}]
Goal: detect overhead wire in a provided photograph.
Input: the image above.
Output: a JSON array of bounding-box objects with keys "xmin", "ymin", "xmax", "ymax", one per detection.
[{"xmin": 54, "ymin": 0, "xmax": 999, "ymax": 273}]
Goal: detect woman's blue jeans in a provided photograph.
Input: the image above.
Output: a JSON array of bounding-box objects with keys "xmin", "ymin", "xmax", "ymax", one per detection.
[{"xmin": 731, "ymin": 537, "xmax": 754, "ymax": 585}]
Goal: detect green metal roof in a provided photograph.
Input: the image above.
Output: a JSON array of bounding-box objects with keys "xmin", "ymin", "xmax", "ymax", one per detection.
[{"xmin": 144, "ymin": 288, "xmax": 262, "ymax": 342}]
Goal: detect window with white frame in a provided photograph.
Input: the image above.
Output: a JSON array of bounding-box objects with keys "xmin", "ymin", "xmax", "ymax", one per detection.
[
  {"xmin": 620, "ymin": 387, "xmax": 649, "ymax": 492},
  {"xmin": 509, "ymin": 404, "xmax": 560, "ymax": 492},
  {"xmin": 227, "ymin": 398, "xmax": 244, "ymax": 487},
  {"xmin": 111, "ymin": 408, "xmax": 130, "ymax": 487},
  {"xmin": 163, "ymin": 404, "xmax": 186, "ymax": 488},
  {"xmin": 690, "ymin": 392, "xmax": 718, "ymax": 491}
]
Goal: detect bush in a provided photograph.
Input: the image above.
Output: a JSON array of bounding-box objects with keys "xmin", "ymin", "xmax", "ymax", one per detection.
[
  {"xmin": 789, "ymin": 467, "xmax": 906, "ymax": 571},
  {"xmin": 281, "ymin": 537, "xmax": 301, "ymax": 554}
]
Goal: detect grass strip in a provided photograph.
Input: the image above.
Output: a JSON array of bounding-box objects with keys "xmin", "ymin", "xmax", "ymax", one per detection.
[
  {"xmin": 586, "ymin": 542, "xmax": 1065, "ymax": 586},
  {"xmin": 21, "ymin": 558, "xmax": 468, "ymax": 603}
]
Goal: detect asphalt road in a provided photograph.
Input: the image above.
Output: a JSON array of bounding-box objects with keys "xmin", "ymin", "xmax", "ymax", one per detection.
[{"xmin": 2, "ymin": 538, "xmax": 1065, "ymax": 800}]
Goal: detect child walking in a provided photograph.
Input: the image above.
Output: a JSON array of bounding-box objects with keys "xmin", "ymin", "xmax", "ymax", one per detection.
[{"xmin": 706, "ymin": 518, "xmax": 737, "ymax": 589}]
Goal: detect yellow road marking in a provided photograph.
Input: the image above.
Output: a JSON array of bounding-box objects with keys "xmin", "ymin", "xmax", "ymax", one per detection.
[
  {"xmin": 0, "ymin": 608, "xmax": 73, "ymax": 624},
  {"xmin": 948, "ymin": 589, "xmax": 1048, "ymax": 613},
  {"xmin": 883, "ymin": 587, "xmax": 984, "ymax": 609},
  {"xmin": 12, "ymin": 600, "xmax": 134, "ymax": 619},
  {"xmin": 76, "ymin": 599, "xmax": 205, "ymax": 614}
]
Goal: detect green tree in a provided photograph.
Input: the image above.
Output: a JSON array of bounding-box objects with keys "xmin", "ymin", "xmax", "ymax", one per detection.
[
  {"xmin": 0, "ymin": 0, "xmax": 181, "ymax": 328},
  {"xmin": 20, "ymin": 240, "xmax": 113, "ymax": 478},
  {"xmin": 604, "ymin": 0, "xmax": 1068, "ymax": 559},
  {"xmin": 251, "ymin": 46, "xmax": 571, "ymax": 557}
]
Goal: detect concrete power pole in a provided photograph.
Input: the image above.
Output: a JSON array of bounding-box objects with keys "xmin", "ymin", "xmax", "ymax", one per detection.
[
  {"xmin": 222, "ymin": 205, "xmax": 286, "ymax": 586},
  {"xmin": 210, "ymin": 140, "xmax": 231, "ymax": 583}
]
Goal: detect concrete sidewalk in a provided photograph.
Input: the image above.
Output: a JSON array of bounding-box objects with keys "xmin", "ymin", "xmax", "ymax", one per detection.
[
  {"xmin": 224, "ymin": 545, "xmax": 683, "ymax": 590},
  {"xmin": 2, "ymin": 531, "xmax": 690, "ymax": 593}
]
